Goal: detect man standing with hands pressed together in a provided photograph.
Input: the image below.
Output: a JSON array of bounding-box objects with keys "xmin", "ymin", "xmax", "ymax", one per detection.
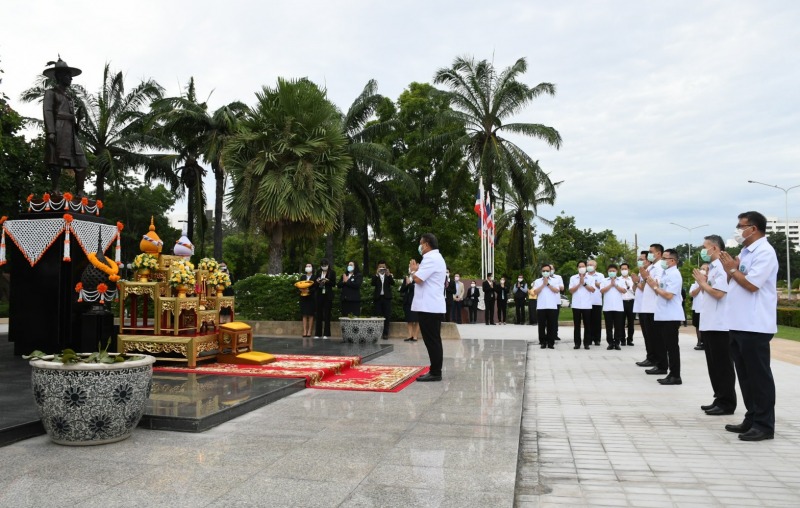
[
  {"xmin": 534, "ymin": 264, "xmax": 563, "ymax": 349},
  {"xmin": 412, "ymin": 233, "xmax": 447, "ymax": 382},
  {"xmin": 720, "ymin": 211, "xmax": 778, "ymax": 441},
  {"xmin": 371, "ymin": 261, "xmax": 395, "ymax": 340},
  {"xmin": 647, "ymin": 248, "xmax": 684, "ymax": 385}
]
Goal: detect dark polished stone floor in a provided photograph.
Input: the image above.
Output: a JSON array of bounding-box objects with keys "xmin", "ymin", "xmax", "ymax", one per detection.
[{"xmin": 1, "ymin": 335, "xmax": 392, "ymax": 446}]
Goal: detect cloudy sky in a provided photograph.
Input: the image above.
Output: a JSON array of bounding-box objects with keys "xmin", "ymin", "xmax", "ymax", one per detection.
[{"xmin": 3, "ymin": 0, "xmax": 799, "ymax": 251}]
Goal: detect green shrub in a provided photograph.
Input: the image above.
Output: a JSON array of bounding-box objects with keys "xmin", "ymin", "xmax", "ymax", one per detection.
[
  {"xmin": 777, "ymin": 307, "xmax": 800, "ymax": 327},
  {"xmin": 233, "ymin": 273, "xmax": 409, "ymax": 321}
]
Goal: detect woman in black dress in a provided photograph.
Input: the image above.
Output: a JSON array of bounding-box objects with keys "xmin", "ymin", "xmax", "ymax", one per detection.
[
  {"xmin": 399, "ymin": 259, "xmax": 419, "ymax": 342},
  {"xmin": 295, "ymin": 262, "xmax": 316, "ymax": 337},
  {"xmin": 337, "ymin": 260, "xmax": 363, "ymax": 317},
  {"xmin": 466, "ymin": 280, "xmax": 481, "ymax": 323}
]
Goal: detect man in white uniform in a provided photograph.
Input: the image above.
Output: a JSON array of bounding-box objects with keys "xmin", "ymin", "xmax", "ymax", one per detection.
[
  {"xmin": 534, "ymin": 263, "xmax": 562, "ymax": 349},
  {"xmin": 647, "ymin": 248, "xmax": 684, "ymax": 385},
  {"xmin": 568, "ymin": 261, "xmax": 595, "ymax": 349},
  {"xmin": 412, "ymin": 233, "xmax": 447, "ymax": 382},
  {"xmin": 587, "ymin": 260, "xmax": 604, "ymax": 346},
  {"xmin": 619, "ymin": 262, "xmax": 636, "ymax": 346},
  {"xmin": 720, "ymin": 211, "xmax": 778, "ymax": 441},
  {"xmin": 639, "ymin": 244, "xmax": 666, "ymax": 374}
]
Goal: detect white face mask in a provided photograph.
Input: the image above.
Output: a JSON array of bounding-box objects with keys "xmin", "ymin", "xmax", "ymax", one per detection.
[
  {"xmin": 321, "ymin": 265, "xmax": 328, "ymax": 270},
  {"xmin": 587, "ymin": 266, "xmax": 596, "ymax": 273},
  {"xmin": 471, "ymin": 283, "xmax": 476, "ymax": 287},
  {"xmin": 541, "ymin": 271, "xmax": 550, "ymax": 277},
  {"xmin": 518, "ymin": 277, "xmax": 523, "ymax": 282},
  {"xmin": 347, "ymin": 265, "xmax": 354, "ymax": 272},
  {"xmin": 700, "ymin": 269, "xmax": 707, "ymax": 275},
  {"xmin": 733, "ymin": 226, "xmax": 754, "ymax": 245},
  {"xmin": 305, "ymin": 266, "xmax": 312, "ymax": 273},
  {"xmin": 578, "ymin": 267, "xmax": 586, "ymax": 275},
  {"xmin": 608, "ymin": 272, "xmax": 617, "ymax": 278},
  {"xmin": 621, "ymin": 269, "xmax": 629, "ymax": 276}
]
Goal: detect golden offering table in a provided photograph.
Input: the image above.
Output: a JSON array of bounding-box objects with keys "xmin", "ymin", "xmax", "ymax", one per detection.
[
  {"xmin": 118, "ymin": 331, "xmax": 219, "ymax": 368},
  {"xmin": 118, "ymin": 281, "xmax": 161, "ymax": 334},
  {"xmin": 156, "ymin": 296, "xmax": 201, "ymax": 336}
]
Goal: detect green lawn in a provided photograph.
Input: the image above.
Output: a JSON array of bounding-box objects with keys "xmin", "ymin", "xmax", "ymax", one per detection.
[{"xmin": 776, "ymin": 325, "xmax": 800, "ymax": 342}]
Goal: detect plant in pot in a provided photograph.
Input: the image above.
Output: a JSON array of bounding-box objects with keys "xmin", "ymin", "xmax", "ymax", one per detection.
[
  {"xmin": 25, "ymin": 339, "xmax": 155, "ymax": 446},
  {"xmin": 207, "ymin": 269, "xmax": 232, "ymax": 296},
  {"xmin": 131, "ymin": 252, "xmax": 159, "ymax": 282},
  {"xmin": 169, "ymin": 258, "xmax": 196, "ymax": 297}
]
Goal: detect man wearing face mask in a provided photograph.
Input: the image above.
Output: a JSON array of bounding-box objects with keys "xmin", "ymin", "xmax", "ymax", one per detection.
[
  {"xmin": 412, "ymin": 233, "xmax": 447, "ymax": 382},
  {"xmin": 637, "ymin": 245, "xmax": 666, "ymax": 371},
  {"xmin": 483, "ymin": 273, "xmax": 497, "ymax": 325},
  {"xmin": 451, "ymin": 273, "xmax": 465, "ymax": 324},
  {"xmin": 338, "ymin": 261, "xmax": 363, "ymax": 318},
  {"xmin": 586, "ymin": 260, "xmax": 604, "ymax": 346},
  {"xmin": 569, "ymin": 261, "xmax": 594, "ymax": 349},
  {"xmin": 619, "ymin": 263, "xmax": 636, "ymax": 345},
  {"xmin": 689, "ymin": 263, "xmax": 709, "ymax": 350},
  {"xmin": 496, "ymin": 276, "xmax": 509, "ymax": 325},
  {"xmin": 719, "ymin": 211, "xmax": 778, "ymax": 441},
  {"xmin": 466, "ymin": 280, "xmax": 481, "ymax": 324},
  {"xmin": 513, "ymin": 275, "xmax": 528, "ymax": 325},
  {"xmin": 601, "ymin": 264, "xmax": 628, "ymax": 350},
  {"xmin": 371, "ymin": 261, "xmax": 395, "ymax": 340},
  {"xmin": 314, "ymin": 259, "xmax": 336, "ymax": 339},
  {"xmin": 693, "ymin": 235, "xmax": 737, "ymax": 417},
  {"xmin": 534, "ymin": 264, "xmax": 563, "ymax": 349},
  {"xmin": 647, "ymin": 248, "xmax": 684, "ymax": 385}
]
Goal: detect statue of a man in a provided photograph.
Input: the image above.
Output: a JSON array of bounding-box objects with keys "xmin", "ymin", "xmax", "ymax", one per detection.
[{"xmin": 43, "ymin": 58, "xmax": 88, "ymax": 195}]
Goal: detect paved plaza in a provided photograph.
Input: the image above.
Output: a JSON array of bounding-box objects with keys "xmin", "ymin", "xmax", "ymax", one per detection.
[{"xmin": 1, "ymin": 323, "xmax": 800, "ymax": 507}]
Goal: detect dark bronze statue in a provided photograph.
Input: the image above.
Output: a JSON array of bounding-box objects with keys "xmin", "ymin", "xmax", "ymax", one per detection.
[{"xmin": 43, "ymin": 57, "xmax": 88, "ymax": 195}]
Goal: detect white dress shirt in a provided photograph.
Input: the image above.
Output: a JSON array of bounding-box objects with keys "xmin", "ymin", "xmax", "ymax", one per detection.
[
  {"xmin": 620, "ymin": 276, "xmax": 635, "ymax": 301},
  {"xmin": 699, "ymin": 259, "xmax": 729, "ymax": 332},
  {"xmin": 534, "ymin": 276, "xmax": 562, "ymax": 309},
  {"xmin": 690, "ymin": 281, "xmax": 703, "ymax": 311},
  {"xmin": 569, "ymin": 274, "xmax": 594, "ymax": 309},
  {"xmin": 725, "ymin": 236, "xmax": 778, "ymax": 334},
  {"xmin": 641, "ymin": 263, "xmax": 664, "ymax": 313},
  {"xmin": 654, "ymin": 265, "xmax": 684, "ymax": 321},
  {"xmin": 411, "ymin": 249, "xmax": 446, "ymax": 313},
  {"xmin": 588, "ymin": 272, "xmax": 604, "ymax": 305},
  {"xmin": 601, "ymin": 277, "xmax": 626, "ymax": 312}
]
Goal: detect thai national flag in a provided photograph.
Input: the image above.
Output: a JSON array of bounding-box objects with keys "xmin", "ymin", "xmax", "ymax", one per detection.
[
  {"xmin": 485, "ymin": 193, "xmax": 495, "ymax": 245},
  {"xmin": 475, "ymin": 188, "xmax": 485, "ymax": 237}
]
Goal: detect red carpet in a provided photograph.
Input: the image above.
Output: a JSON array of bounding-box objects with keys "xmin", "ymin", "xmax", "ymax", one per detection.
[{"xmin": 153, "ymin": 354, "xmax": 426, "ymax": 392}]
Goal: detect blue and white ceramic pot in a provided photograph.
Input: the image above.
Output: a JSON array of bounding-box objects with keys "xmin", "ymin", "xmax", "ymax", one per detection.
[
  {"xmin": 339, "ymin": 317, "xmax": 384, "ymax": 343},
  {"xmin": 30, "ymin": 354, "xmax": 155, "ymax": 446}
]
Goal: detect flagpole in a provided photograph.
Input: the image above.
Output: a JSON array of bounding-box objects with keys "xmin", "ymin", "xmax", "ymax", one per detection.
[{"xmin": 479, "ymin": 178, "xmax": 486, "ymax": 280}]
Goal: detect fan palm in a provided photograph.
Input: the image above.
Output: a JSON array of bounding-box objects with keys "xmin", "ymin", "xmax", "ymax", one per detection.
[
  {"xmin": 149, "ymin": 78, "xmax": 246, "ymax": 257},
  {"xmin": 224, "ymin": 78, "xmax": 350, "ymax": 274},
  {"xmin": 20, "ymin": 64, "xmax": 167, "ymax": 201},
  {"xmin": 433, "ymin": 56, "xmax": 562, "ymax": 202}
]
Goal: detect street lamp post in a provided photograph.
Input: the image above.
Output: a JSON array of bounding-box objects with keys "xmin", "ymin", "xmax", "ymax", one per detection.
[
  {"xmin": 747, "ymin": 180, "xmax": 800, "ymax": 300},
  {"xmin": 669, "ymin": 223, "xmax": 709, "ymax": 261}
]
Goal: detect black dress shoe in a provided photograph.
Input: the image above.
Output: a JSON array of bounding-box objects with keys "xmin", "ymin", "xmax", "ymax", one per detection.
[
  {"xmin": 725, "ymin": 422, "xmax": 752, "ymax": 434},
  {"xmin": 540, "ymin": 344, "xmax": 547, "ymax": 349},
  {"xmin": 705, "ymin": 406, "xmax": 734, "ymax": 416},
  {"xmin": 547, "ymin": 345, "xmax": 554, "ymax": 349},
  {"xmin": 738, "ymin": 428, "xmax": 774, "ymax": 441},
  {"xmin": 657, "ymin": 376, "xmax": 682, "ymax": 385},
  {"xmin": 416, "ymin": 373, "xmax": 442, "ymax": 382},
  {"xmin": 594, "ymin": 342, "xmax": 600, "ymax": 346},
  {"xmin": 627, "ymin": 340, "xmax": 634, "ymax": 346},
  {"xmin": 636, "ymin": 360, "xmax": 654, "ymax": 367},
  {"xmin": 645, "ymin": 367, "xmax": 667, "ymax": 375},
  {"xmin": 584, "ymin": 345, "xmax": 590, "ymax": 349},
  {"xmin": 574, "ymin": 346, "xmax": 580, "ymax": 349},
  {"xmin": 614, "ymin": 345, "xmax": 621, "ymax": 350},
  {"xmin": 606, "ymin": 345, "xmax": 614, "ymax": 350},
  {"xmin": 701, "ymin": 404, "xmax": 716, "ymax": 411}
]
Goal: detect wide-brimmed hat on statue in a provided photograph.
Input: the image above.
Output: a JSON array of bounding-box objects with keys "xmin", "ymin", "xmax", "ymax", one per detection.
[{"xmin": 43, "ymin": 57, "xmax": 82, "ymax": 79}]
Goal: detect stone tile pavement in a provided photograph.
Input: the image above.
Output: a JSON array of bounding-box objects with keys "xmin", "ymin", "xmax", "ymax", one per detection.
[{"xmin": 2, "ymin": 321, "xmax": 800, "ymax": 507}]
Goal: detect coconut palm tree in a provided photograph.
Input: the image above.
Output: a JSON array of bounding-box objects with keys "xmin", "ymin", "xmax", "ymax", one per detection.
[
  {"xmin": 224, "ymin": 78, "xmax": 350, "ymax": 274},
  {"xmin": 339, "ymin": 79, "xmax": 409, "ymax": 271},
  {"xmin": 433, "ymin": 56, "xmax": 562, "ymax": 202},
  {"xmin": 20, "ymin": 63, "xmax": 167, "ymax": 201},
  {"xmin": 149, "ymin": 78, "xmax": 246, "ymax": 257}
]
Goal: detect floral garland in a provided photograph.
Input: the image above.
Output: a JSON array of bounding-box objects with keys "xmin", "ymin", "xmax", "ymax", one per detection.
[
  {"xmin": 75, "ymin": 282, "xmax": 118, "ymax": 304},
  {"xmin": 168, "ymin": 258, "xmax": 196, "ymax": 288},
  {"xmin": 207, "ymin": 270, "xmax": 231, "ymax": 287},
  {"xmin": 87, "ymin": 252, "xmax": 121, "ymax": 282},
  {"xmin": 197, "ymin": 257, "xmax": 220, "ymax": 272},
  {"xmin": 132, "ymin": 253, "xmax": 159, "ymax": 271},
  {"xmin": 27, "ymin": 193, "xmax": 103, "ymax": 215}
]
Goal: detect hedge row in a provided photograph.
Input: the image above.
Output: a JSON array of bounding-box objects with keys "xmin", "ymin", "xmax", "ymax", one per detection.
[
  {"xmin": 777, "ymin": 307, "xmax": 800, "ymax": 328},
  {"xmin": 233, "ymin": 273, "xmax": 408, "ymax": 321}
]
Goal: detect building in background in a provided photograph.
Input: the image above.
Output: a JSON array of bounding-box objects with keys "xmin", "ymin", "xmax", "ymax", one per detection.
[{"xmin": 767, "ymin": 217, "xmax": 800, "ymax": 251}]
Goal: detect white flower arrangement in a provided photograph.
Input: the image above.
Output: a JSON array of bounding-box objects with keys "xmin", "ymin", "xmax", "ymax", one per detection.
[
  {"xmin": 197, "ymin": 257, "xmax": 220, "ymax": 272},
  {"xmin": 207, "ymin": 270, "xmax": 231, "ymax": 288},
  {"xmin": 132, "ymin": 253, "xmax": 159, "ymax": 271}
]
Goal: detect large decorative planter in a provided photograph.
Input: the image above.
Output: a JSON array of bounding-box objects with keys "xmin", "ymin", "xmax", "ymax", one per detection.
[
  {"xmin": 339, "ymin": 317, "xmax": 384, "ymax": 343},
  {"xmin": 30, "ymin": 354, "xmax": 155, "ymax": 446}
]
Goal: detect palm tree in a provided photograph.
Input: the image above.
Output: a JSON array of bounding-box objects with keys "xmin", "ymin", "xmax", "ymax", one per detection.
[
  {"xmin": 340, "ymin": 80, "xmax": 409, "ymax": 271},
  {"xmin": 495, "ymin": 169, "xmax": 560, "ymax": 272},
  {"xmin": 433, "ymin": 56, "xmax": 562, "ymax": 203},
  {"xmin": 20, "ymin": 63, "xmax": 166, "ymax": 200},
  {"xmin": 149, "ymin": 78, "xmax": 246, "ymax": 257},
  {"xmin": 224, "ymin": 78, "xmax": 350, "ymax": 274}
]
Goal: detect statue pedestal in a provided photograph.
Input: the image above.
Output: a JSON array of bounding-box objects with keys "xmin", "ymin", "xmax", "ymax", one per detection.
[
  {"xmin": 7, "ymin": 212, "xmax": 110, "ymax": 355},
  {"xmin": 80, "ymin": 305, "xmax": 117, "ymax": 353}
]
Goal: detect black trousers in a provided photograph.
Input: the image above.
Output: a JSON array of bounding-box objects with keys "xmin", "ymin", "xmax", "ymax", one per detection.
[
  {"xmin": 444, "ymin": 298, "xmax": 452, "ymax": 322},
  {"xmin": 468, "ymin": 302, "xmax": 478, "ymax": 323},
  {"xmin": 604, "ymin": 311, "xmax": 625, "ymax": 345},
  {"xmin": 451, "ymin": 301, "xmax": 463, "ymax": 323},
  {"xmin": 527, "ymin": 300, "xmax": 538, "ymax": 324},
  {"xmin": 702, "ymin": 330, "xmax": 737, "ymax": 412},
  {"xmin": 572, "ymin": 307, "xmax": 591, "ymax": 347},
  {"xmin": 418, "ymin": 312, "xmax": 443, "ymax": 376},
  {"xmin": 341, "ymin": 301, "xmax": 360, "ymax": 318},
  {"xmin": 314, "ymin": 297, "xmax": 333, "ymax": 336},
  {"xmin": 639, "ymin": 312, "xmax": 657, "ymax": 362},
  {"xmin": 484, "ymin": 299, "xmax": 495, "ymax": 324},
  {"xmin": 730, "ymin": 330, "xmax": 775, "ymax": 433},
  {"xmin": 514, "ymin": 298, "xmax": 526, "ymax": 323},
  {"xmin": 537, "ymin": 308, "xmax": 558, "ymax": 346},
  {"xmin": 654, "ymin": 320, "xmax": 680, "ymax": 375},
  {"xmin": 497, "ymin": 299, "xmax": 507, "ymax": 323},
  {"xmin": 622, "ymin": 300, "xmax": 635, "ymax": 341},
  {"xmin": 374, "ymin": 298, "xmax": 392, "ymax": 338},
  {"xmin": 590, "ymin": 305, "xmax": 603, "ymax": 343}
]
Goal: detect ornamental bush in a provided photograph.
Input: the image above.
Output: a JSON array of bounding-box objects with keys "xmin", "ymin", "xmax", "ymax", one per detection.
[
  {"xmin": 777, "ymin": 307, "xmax": 800, "ymax": 327},
  {"xmin": 234, "ymin": 273, "xmax": 409, "ymax": 321}
]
